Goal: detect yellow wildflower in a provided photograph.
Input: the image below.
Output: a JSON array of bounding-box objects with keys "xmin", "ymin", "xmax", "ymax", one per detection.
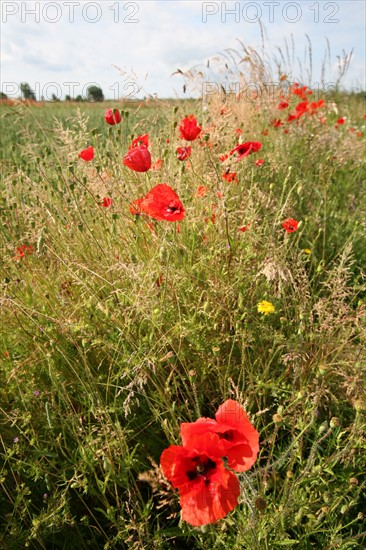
[{"xmin": 257, "ymin": 300, "xmax": 275, "ymax": 315}]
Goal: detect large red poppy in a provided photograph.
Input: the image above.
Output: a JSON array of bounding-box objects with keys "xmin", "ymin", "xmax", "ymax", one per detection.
[
  {"xmin": 181, "ymin": 400, "xmax": 259, "ymax": 472},
  {"xmin": 160, "ymin": 432, "xmax": 240, "ymax": 526},
  {"xmin": 229, "ymin": 142, "xmax": 262, "ymax": 161},
  {"xmin": 179, "ymin": 115, "xmax": 202, "ymax": 141},
  {"xmin": 137, "ymin": 183, "xmax": 185, "ymax": 222}
]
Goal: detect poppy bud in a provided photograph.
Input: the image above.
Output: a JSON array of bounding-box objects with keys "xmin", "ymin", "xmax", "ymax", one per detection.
[
  {"xmin": 123, "ymin": 146, "xmax": 151, "ymax": 172},
  {"xmin": 104, "ymin": 108, "xmax": 122, "ymax": 125}
]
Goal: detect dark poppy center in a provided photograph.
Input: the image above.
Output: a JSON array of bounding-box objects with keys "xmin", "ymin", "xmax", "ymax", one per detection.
[
  {"xmin": 166, "ymin": 204, "xmax": 181, "ymax": 213},
  {"xmin": 186, "ymin": 457, "xmax": 216, "ymax": 482},
  {"xmin": 220, "ymin": 429, "xmax": 235, "ymax": 441}
]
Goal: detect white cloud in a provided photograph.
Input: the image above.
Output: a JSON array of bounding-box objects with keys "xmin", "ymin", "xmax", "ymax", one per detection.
[{"xmin": 1, "ymin": 1, "xmax": 364, "ymax": 99}]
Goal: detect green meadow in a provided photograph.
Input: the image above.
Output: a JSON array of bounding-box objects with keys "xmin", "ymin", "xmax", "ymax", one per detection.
[{"xmin": 1, "ymin": 86, "xmax": 365, "ymax": 549}]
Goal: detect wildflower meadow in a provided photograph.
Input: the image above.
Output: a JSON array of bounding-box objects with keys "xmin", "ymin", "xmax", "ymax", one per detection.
[{"xmin": 1, "ymin": 67, "xmax": 366, "ymax": 548}]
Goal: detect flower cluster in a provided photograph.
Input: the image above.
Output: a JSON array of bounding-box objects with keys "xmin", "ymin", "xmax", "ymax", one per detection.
[
  {"xmin": 160, "ymin": 399, "xmax": 259, "ymax": 526},
  {"xmin": 14, "ymin": 243, "xmax": 34, "ymax": 261},
  {"xmin": 262, "ymin": 84, "xmax": 327, "ymax": 133},
  {"xmin": 76, "ymin": 111, "xmax": 303, "ymax": 238}
]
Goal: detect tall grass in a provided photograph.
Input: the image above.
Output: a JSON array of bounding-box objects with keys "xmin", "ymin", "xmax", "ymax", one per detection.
[{"xmin": 1, "ymin": 68, "xmax": 365, "ymax": 549}]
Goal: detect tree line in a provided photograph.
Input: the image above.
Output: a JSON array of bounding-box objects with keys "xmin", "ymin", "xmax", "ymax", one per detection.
[{"xmin": 1, "ymin": 83, "xmax": 105, "ymax": 102}]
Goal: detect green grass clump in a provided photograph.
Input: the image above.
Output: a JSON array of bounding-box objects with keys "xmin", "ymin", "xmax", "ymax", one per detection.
[{"xmin": 1, "ymin": 88, "xmax": 365, "ymax": 549}]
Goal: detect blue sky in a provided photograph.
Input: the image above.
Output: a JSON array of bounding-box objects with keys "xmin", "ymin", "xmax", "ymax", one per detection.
[{"xmin": 1, "ymin": 1, "xmax": 365, "ymax": 100}]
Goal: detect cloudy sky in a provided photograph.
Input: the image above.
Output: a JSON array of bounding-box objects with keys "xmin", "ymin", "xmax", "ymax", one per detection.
[{"xmin": 1, "ymin": 0, "xmax": 365, "ymax": 100}]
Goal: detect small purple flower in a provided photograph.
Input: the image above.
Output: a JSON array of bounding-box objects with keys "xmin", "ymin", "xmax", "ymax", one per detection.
[
  {"xmin": 13, "ymin": 436, "xmax": 19, "ymax": 443},
  {"xmin": 34, "ymin": 390, "xmax": 40, "ymax": 396},
  {"xmin": 43, "ymin": 493, "xmax": 48, "ymax": 500}
]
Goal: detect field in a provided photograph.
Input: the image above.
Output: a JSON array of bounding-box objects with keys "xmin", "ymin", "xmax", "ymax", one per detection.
[{"xmin": 1, "ymin": 85, "xmax": 366, "ymax": 549}]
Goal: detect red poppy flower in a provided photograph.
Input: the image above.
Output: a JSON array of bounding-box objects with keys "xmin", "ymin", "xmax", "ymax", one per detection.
[
  {"xmin": 160, "ymin": 432, "xmax": 240, "ymax": 526},
  {"xmin": 196, "ymin": 185, "xmax": 208, "ymax": 197},
  {"xmin": 176, "ymin": 146, "xmax": 192, "ymax": 161},
  {"xmin": 337, "ymin": 117, "xmax": 345, "ymax": 125},
  {"xmin": 229, "ymin": 142, "xmax": 262, "ymax": 161},
  {"xmin": 291, "ymin": 84, "xmax": 312, "ymax": 100},
  {"xmin": 238, "ymin": 223, "xmax": 251, "ymax": 232},
  {"xmin": 138, "ymin": 183, "xmax": 185, "ymax": 222},
  {"xmin": 101, "ymin": 197, "xmax": 112, "ymax": 208},
  {"xmin": 222, "ymin": 171, "xmax": 238, "ymax": 183},
  {"xmin": 270, "ymin": 118, "xmax": 283, "ymax": 128},
  {"xmin": 282, "ymin": 218, "xmax": 299, "ymax": 233},
  {"xmin": 255, "ymin": 159, "xmax": 264, "ymax": 166},
  {"xmin": 294, "ymin": 100, "xmax": 325, "ymax": 118},
  {"xmin": 307, "ymin": 99, "xmax": 325, "ymax": 115},
  {"xmin": 179, "ymin": 115, "xmax": 202, "ymax": 141},
  {"xmin": 181, "ymin": 400, "xmax": 260, "ymax": 473},
  {"xmin": 219, "ymin": 153, "xmax": 229, "ymax": 162},
  {"xmin": 130, "ymin": 134, "xmax": 149, "ymax": 149},
  {"xmin": 78, "ymin": 146, "xmax": 94, "ymax": 161},
  {"xmin": 277, "ymin": 100, "xmax": 289, "ymax": 110},
  {"xmin": 287, "ymin": 112, "xmax": 301, "ymax": 123},
  {"xmin": 151, "ymin": 159, "xmax": 163, "ymax": 171},
  {"xmin": 295, "ymin": 101, "xmax": 309, "ymax": 116},
  {"xmin": 123, "ymin": 145, "xmax": 151, "ymax": 172},
  {"xmin": 104, "ymin": 108, "xmax": 122, "ymax": 125}
]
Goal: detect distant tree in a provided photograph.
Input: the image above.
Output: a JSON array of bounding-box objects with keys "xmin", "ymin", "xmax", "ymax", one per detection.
[
  {"xmin": 51, "ymin": 93, "xmax": 60, "ymax": 102},
  {"xmin": 75, "ymin": 95, "xmax": 84, "ymax": 102},
  {"xmin": 20, "ymin": 82, "xmax": 36, "ymax": 101},
  {"xmin": 0, "ymin": 92, "xmax": 8, "ymax": 99},
  {"xmin": 86, "ymin": 85, "xmax": 104, "ymax": 102},
  {"xmin": 65, "ymin": 95, "xmax": 72, "ymax": 102}
]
